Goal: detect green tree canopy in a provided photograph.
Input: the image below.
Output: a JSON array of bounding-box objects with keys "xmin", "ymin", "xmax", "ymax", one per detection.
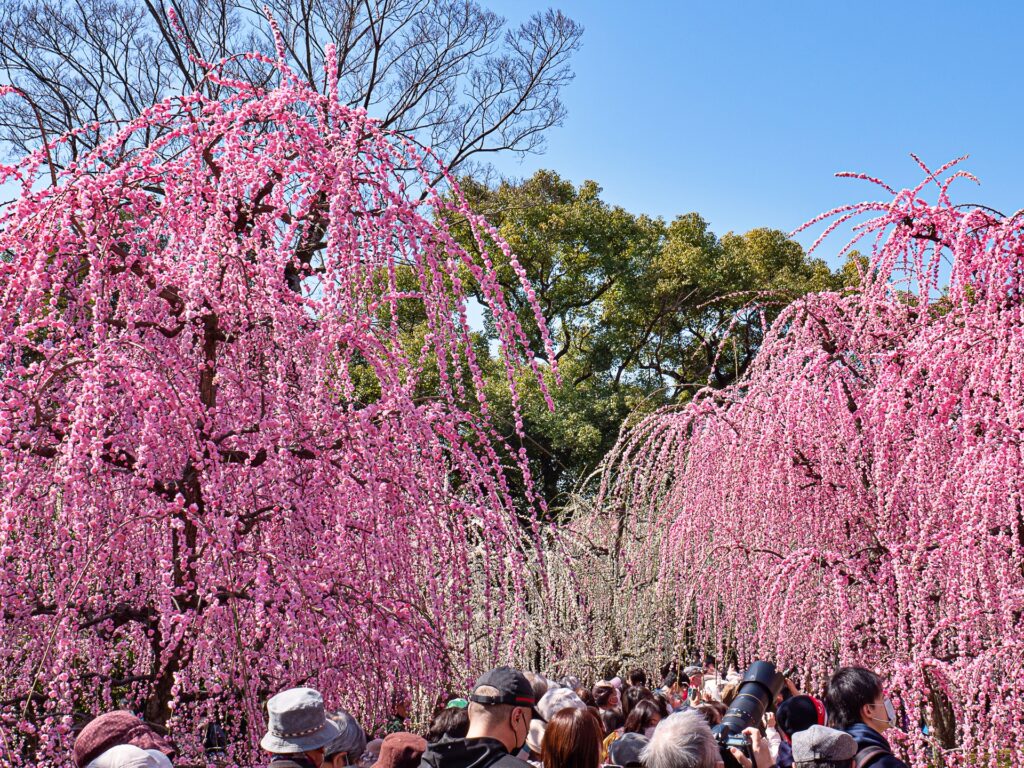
[{"xmin": 447, "ymin": 170, "xmax": 849, "ymax": 508}]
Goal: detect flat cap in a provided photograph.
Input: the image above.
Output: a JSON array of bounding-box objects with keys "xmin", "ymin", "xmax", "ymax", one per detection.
[{"xmin": 792, "ymin": 725, "xmax": 858, "ymax": 763}]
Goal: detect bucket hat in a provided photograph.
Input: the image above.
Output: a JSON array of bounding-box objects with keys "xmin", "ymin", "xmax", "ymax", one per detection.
[{"xmin": 261, "ymin": 687, "xmax": 340, "ymax": 754}]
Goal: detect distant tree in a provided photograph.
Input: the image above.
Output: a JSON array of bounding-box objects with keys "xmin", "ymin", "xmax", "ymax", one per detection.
[
  {"xmin": 0, "ymin": 0, "xmax": 582, "ymax": 178},
  {"xmin": 449, "ymin": 170, "xmax": 848, "ymax": 504}
]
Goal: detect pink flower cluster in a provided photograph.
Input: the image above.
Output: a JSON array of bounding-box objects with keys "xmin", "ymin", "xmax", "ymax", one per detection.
[
  {"xmin": 0, "ymin": 43, "xmax": 552, "ymax": 766},
  {"xmin": 601, "ymin": 158, "xmax": 1024, "ymax": 767}
]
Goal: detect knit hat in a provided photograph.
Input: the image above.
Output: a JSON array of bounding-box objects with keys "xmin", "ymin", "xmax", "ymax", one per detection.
[
  {"xmin": 791, "ymin": 725, "xmax": 858, "ymax": 763},
  {"xmin": 776, "ymin": 696, "xmax": 827, "ymax": 739},
  {"xmin": 74, "ymin": 712, "xmax": 176, "ymax": 768},
  {"xmin": 375, "ymin": 732, "xmax": 427, "ymax": 768},
  {"xmin": 608, "ymin": 732, "xmax": 649, "ymax": 767},
  {"xmin": 325, "ymin": 710, "xmax": 367, "ymax": 761}
]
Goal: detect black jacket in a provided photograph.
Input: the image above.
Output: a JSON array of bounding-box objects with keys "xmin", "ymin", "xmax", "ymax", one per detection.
[
  {"xmin": 845, "ymin": 723, "xmax": 909, "ymax": 768},
  {"xmin": 420, "ymin": 737, "xmax": 530, "ymax": 768}
]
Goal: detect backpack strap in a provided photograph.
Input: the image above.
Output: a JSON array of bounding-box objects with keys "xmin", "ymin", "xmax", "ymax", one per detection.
[{"xmin": 854, "ymin": 746, "xmax": 889, "ymax": 768}]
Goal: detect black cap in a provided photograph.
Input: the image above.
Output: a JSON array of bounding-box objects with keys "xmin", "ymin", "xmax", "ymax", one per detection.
[
  {"xmin": 469, "ymin": 667, "xmax": 536, "ymax": 707},
  {"xmin": 608, "ymin": 732, "xmax": 649, "ymax": 767}
]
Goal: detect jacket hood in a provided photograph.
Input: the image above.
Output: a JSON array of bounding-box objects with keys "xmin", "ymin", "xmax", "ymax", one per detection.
[{"xmin": 421, "ymin": 737, "xmax": 512, "ymax": 768}]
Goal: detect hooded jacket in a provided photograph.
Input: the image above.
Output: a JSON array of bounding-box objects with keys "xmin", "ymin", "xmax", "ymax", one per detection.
[
  {"xmin": 420, "ymin": 737, "xmax": 529, "ymax": 768},
  {"xmin": 844, "ymin": 723, "xmax": 909, "ymax": 768}
]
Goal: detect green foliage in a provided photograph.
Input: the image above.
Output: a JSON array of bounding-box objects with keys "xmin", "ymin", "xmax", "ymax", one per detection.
[{"xmin": 446, "ymin": 170, "xmax": 848, "ymax": 508}]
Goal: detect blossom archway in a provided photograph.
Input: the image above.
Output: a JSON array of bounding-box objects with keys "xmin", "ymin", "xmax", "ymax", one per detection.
[{"xmin": 0, "ymin": 42, "xmax": 553, "ymax": 765}]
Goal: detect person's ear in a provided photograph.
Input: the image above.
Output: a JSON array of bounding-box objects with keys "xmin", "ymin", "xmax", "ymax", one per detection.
[{"xmin": 859, "ymin": 701, "xmax": 874, "ymax": 722}]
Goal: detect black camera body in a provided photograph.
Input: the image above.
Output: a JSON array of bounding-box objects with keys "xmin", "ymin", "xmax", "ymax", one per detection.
[{"xmin": 711, "ymin": 661, "xmax": 784, "ymax": 765}]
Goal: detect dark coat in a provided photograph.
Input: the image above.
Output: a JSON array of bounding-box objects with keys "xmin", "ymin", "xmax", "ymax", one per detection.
[
  {"xmin": 420, "ymin": 737, "xmax": 529, "ymax": 768},
  {"xmin": 845, "ymin": 723, "xmax": 909, "ymax": 768}
]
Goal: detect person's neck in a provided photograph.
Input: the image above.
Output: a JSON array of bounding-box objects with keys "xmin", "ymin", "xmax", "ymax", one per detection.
[{"xmin": 465, "ymin": 726, "xmax": 513, "ymax": 753}]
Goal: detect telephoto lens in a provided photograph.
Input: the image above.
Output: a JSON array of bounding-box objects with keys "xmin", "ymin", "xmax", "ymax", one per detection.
[{"xmin": 712, "ymin": 661, "xmax": 785, "ymax": 765}]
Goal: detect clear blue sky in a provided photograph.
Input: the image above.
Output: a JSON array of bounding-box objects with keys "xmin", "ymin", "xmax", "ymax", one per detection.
[{"xmin": 485, "ymin": 0, "xmax": 1024, "ymax": 266}]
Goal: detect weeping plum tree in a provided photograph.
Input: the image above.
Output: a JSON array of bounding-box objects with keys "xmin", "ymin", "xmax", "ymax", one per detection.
[
  {"xmin": 598, "ymin": 159, "xmax": 1024, "ymax": 767},
  {"xmin": 0, "ymin": 34, "xmax": 555, "ymax": 766}
]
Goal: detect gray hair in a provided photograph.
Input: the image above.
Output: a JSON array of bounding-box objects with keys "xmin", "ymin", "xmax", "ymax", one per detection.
[{"xmin": 641, "ymin": 710, "xmax": 719, "ymax": 768}]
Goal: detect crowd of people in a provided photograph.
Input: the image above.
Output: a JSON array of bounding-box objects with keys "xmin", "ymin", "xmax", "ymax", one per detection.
[{"xmin": 70, "ymin": 662, "xmax": 908, "ymax": 768}]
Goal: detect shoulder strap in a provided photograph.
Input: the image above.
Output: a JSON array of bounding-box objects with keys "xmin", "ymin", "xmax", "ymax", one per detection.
[{"xmin": 854, "ymin": 746, "xmax": 889, "ymax": 768}]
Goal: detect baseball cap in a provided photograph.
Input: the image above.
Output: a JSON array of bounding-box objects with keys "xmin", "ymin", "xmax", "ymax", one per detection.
[{"xmin": 469, "ymin": 667, "xmax": 536, "ymax": 708}]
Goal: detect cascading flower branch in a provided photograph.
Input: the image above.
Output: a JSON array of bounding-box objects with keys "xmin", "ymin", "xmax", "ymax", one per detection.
[
  {"xmin": 600, "ymin": 157, "xmax": 1024, "ymax": 767},
  {"xmin": 0, "ymin": 35, "xmax": 555, "ymax": 766}
]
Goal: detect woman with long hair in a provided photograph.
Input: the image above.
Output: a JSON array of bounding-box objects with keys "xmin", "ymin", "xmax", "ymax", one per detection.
[{"xmin": 541, "ymin": 708, "xmax": 603, "ymax": 768}]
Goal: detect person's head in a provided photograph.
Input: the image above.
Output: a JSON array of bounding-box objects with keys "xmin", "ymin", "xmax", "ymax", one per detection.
[
  {"xmin": 703, "ymin": 655, "xmax": 717, "ymax": 675},
  {"xmin": 641, "ymin": 709, "xmax": 720, "ymax": 768},
  {"xmin": 683, "ymin": 666, "xmax": 703, "ymax": 691},
  {"xmin": 791, "ymin": 725, "xmax": 858, "ymax": 768},
  {"xmin": 79, "ymin": 744, "xmax": 166, "ymax": 767},
  {"xmin": 324, "ymin": 710, "xmax": 367, "ymax": 768},
  {"xmin": 661, "ymin": 671, "xmax": 680, "ymax": 691},
  {"xmin": 541, "ymin": 707, "xmax": 603, "ymax": 768},
  {"xmin": 600, "ymin": 708, "xmax": 624, "ymax": 735},
  {"xmin": 529, "ymin": 686, "xmax": 588, "ymax": 754},
  {"xmin": 692, "ymin": 704, "xmax": 721, "ymax": 728},
  {"xmin": 776, "ymin": 696, "xmax": 827, "ymax": 744},
  {"xmin": 824, "ymin": 667, "xmax": 894, "ymax": 732},
  {"xmin": 360, "ymin": 739, "xmax": 383, "ymax": 768},
  {"xmin": 73, "ymin": 711, "xmax": 176, "ymax": 768},
  {"xmin": 592, "ymin": 681, "xmax": 620, "ymax": 709},
  {"xmin": 375, "ymin": 732, "xmax": 427, "ymax": 768},
  {"xmin": 575, "ymin": 687, "xmax": 596, "ymax": 707},
  {"xmin": 720, "ymin": 683, "xmax": 739, "ymax": 707},
  {"xmin": 525, "ymin": 672, "xmax": 550, "ymax": 704},
  {"xmin": 623, "ymin": 699, "xmax": 662, "ymax": 737},
  {"xmin": 627, "ymin": 668, "xmax": 648, "ymax": 688},
  {"xmin": 651, "ymin": 693, "xmax": 671, "ymax": 719},
  {"xmin": 260, "ymin": 687, "xmax": 341, "ymax": 767},
  {"xmin": 622, "ymin": 685, "xmax": 654, "ymax": 720},
  {"xmin": 425, "ymin": 707, "xmax": 469, "ymax": 744},
  {"xmin": 608, "ymin": 732, "xmax": 650, "ymax": 768},
  {"xmin": 466, "ymin": 667, "xmax": 537, "ymax": 753},
  {"xmin": 391, "ymin": 694, "xmax": 411, "ymax": 720}
]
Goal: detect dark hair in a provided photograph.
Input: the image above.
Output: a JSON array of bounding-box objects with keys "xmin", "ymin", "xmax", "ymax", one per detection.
[
  {"xmin": 542, "ymin": 708, "xmax": 603, "ymax": 768},
  {"xmin": 651, "ymin": 693, "xmax": 670, "ymax": 718},
  {"xmin": 592, "ymin": 684, "xmax": 617, "ymax": 708},
  {"xmin": 825, "ymin": 667, "xmax": 883, "ymax": 730},
  {"xmin": 659, "ymin": 661, "xmax": 678, "ymax": 680},
  {"xmin": 425, "ymin": 707, "xmax": 468, "ymax": 743},
  {"xmin": 575, "ymin": 687, "xmax": 596, "ymax": 707},
  {"xmin": 600, "ymin": 708, "xmax": 623, "ymax": 735},
  {"xmin": 622, "ymin": 685, "xmax": 654, "ymax": 720},
  {"xmin": 627, "ymin": 668, "xmax": 648, "ymax": 687},
  {"xmin": 694, "ymin": 703, "xmax": 722, "ymax": 727},
  {"xmin": 623, "ymin": 699, "xmax": 661, "ymax": 735}
]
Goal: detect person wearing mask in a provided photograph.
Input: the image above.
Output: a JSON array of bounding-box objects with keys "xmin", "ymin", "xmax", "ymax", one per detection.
[
  {"xmin": 622, "ymin": 700, "xmax": 661, "ymax": 738},
  {"xmin": 419, "ymin": 668, "xmax": 536, "ymax": 768},
  {"xmin": 540, "ymin": 708, "xmax": 603, "ymax": 768},
  {"xmin": 259, "ymin": 687, "xmax": 342, "ymax": 768},
  {"xmin": 824, "ymin": 668, "xmax": 908, "ymax": 768}
]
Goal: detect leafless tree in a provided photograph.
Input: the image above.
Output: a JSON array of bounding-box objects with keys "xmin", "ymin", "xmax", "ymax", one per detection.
[{"xmin": 0, "ymin": 0, "xmax": 582, "ymax": 176}]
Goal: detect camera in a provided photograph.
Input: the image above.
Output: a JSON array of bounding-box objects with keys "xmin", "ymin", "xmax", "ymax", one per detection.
[{"xmin": 711, "ymin": 661, "xmax": 784, "ymax": 765}]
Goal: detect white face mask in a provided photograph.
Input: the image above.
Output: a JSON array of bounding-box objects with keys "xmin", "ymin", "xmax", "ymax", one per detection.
[{"xmin": 868, "ymin": 697, "xmax": 897, "ymax": 731}]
